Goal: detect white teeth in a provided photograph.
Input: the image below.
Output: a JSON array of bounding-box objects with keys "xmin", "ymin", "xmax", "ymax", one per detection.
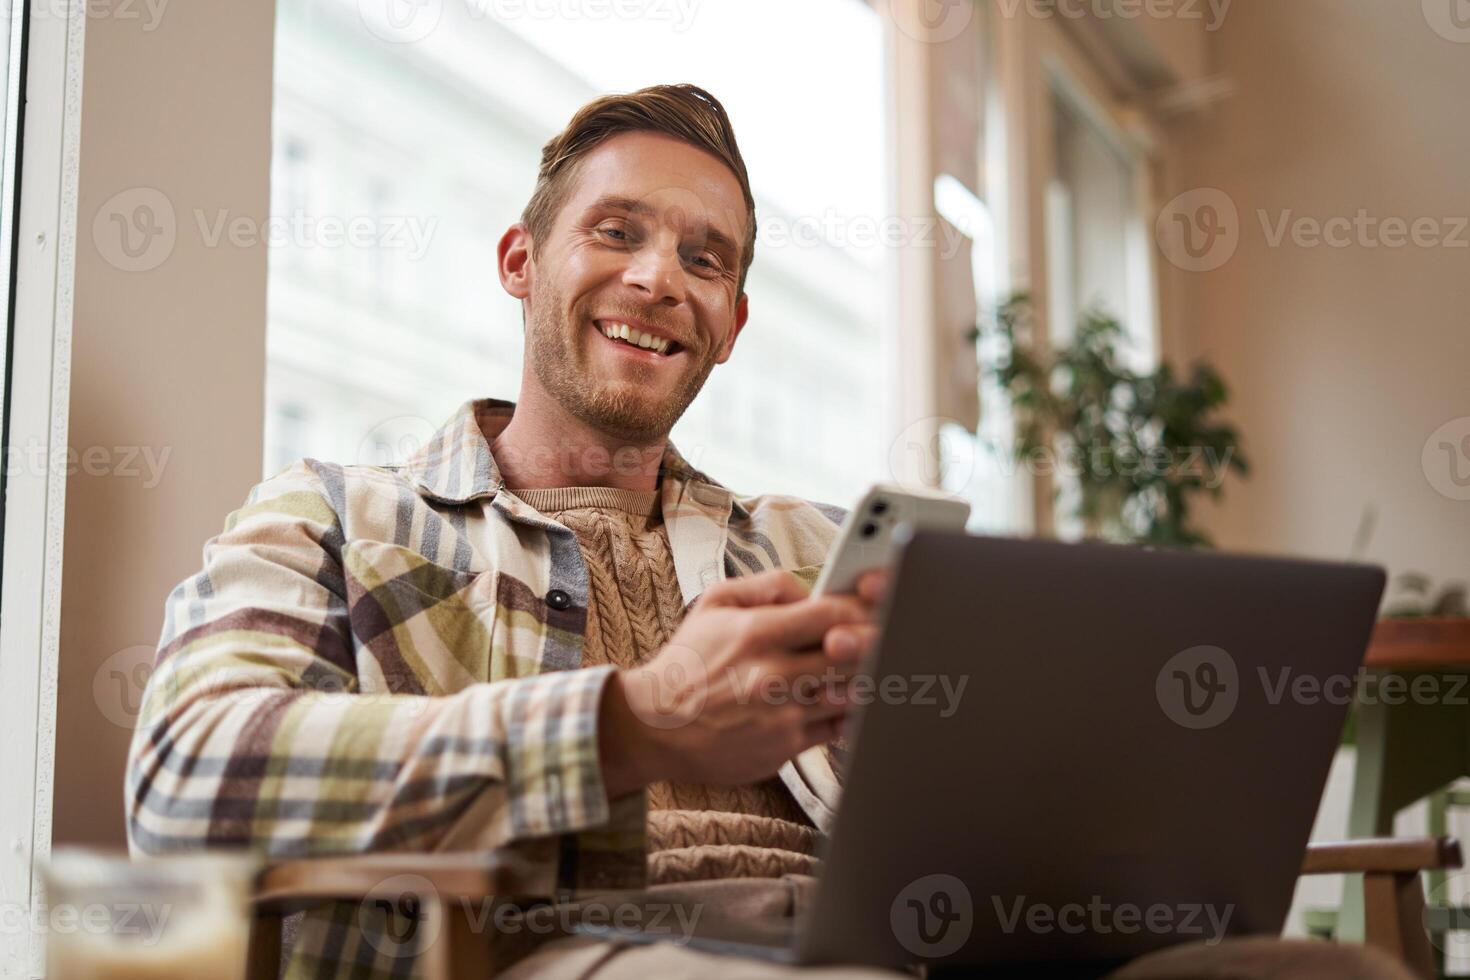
[{"xmin": 598, "ymin": 321, "xmax": 672, "ymax": 356}]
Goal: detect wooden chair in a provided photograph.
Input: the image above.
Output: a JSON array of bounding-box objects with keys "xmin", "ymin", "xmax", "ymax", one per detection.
[{"xmin": 248, "ymin": 837, "xmax": 1463, "ymax": 980}]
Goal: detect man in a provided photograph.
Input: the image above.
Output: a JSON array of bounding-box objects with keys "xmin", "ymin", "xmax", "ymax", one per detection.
[{"xmin": 127, "ymin": 85, "xmax": 1409, "ymax": 980}]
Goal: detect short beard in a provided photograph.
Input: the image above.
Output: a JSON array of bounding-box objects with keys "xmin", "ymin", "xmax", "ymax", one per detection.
[{"xmin": 525, "ymin": 281, "xmax": 717, "ymax": 443}]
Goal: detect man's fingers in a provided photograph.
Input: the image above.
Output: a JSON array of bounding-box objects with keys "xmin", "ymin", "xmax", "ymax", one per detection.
[
  {"xmin": 744, "ymin": 593, "xmax": 869, "ymax": 651},
  {"xmin": 698, "ymin": 569, "xmax": 811, "ymax": 609},
  {"xmin": 823, "ymin": 622, "xmax": 880, "ymax": 665},
  {"xmin": 855, "ymin": 568, "xmax": 890, "ymax": 608},
  {"xmin": 800, "ymin": 713, "xmax": 844, "ymax": 750},
  {"xmin": 772, "ymin": 654, "xmax": 856, "ymax": 720}
]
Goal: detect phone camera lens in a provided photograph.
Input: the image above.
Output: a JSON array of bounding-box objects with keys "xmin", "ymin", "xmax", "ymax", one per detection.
[
  {"xmin": 870, "ymin": 500, "xmax": 889, "ymax": 516},
  {"xmin": 860, "ymin": 522, "xmax": 879, "ymax": 538}
]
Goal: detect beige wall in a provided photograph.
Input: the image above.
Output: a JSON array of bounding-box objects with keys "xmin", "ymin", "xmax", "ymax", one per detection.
[
  {"xmin": 1171, "ymin": 0, "xmax": 1470, "ymax": 586},
  {"xmin": 54, "ymin": 3, "xmax": 275, "ymax": 847}
]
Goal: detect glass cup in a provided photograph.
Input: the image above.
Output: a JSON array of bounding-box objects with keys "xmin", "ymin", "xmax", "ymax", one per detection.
[{"xmin": 42, "ymin": 848, "xmax": 259, "ymax": 980}]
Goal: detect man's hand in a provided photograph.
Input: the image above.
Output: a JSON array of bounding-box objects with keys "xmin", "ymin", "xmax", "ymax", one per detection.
[{"xmin": 600, "ymin": 567, "xmax": 889, "ymax": 800}]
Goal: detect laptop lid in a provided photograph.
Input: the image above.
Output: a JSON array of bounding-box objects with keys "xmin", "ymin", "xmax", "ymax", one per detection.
[{"xmin": 797, "ymin": 533, "xmax": 1385, "ymax": 971}]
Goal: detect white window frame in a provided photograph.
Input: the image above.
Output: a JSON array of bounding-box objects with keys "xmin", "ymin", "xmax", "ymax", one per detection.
[
  {"xmin": 991, "ymin": 10, "xmax": 1165, "ymax": 534},
  {"xmin": 0, "ymin": 3, "xmax": 86, "ymax": 976}
]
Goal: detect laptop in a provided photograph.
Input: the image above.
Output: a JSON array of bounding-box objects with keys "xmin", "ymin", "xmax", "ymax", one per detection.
[{"xmin": 579, "ymin": 532, "xmax": 1385, "ymax": 975}]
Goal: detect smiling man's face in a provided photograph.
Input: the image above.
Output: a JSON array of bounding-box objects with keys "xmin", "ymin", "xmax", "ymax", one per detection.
[{"xmin": 504, "ymin": 131, "xmax": 751, "ymax": 443}]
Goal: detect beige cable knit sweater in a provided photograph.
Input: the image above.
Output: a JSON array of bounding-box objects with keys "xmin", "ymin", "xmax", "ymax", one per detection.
[{"xmin": 514, "ymin": 485, "xmax": 820, "ymax": 885}]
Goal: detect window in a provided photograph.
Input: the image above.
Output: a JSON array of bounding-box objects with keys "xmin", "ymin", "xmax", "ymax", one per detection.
[
  {"xmin": 1045, "ymin": 82, "xmax": 1156, "ymax": 367},
  {"xmin": 2, "ymin": 3, "xmax": 87, "ymax": 974},
  {"xmin": 955, "ymin": 10, "xmax": 1164, "ymax": 538},
  {"xmin": 1044, "ymin": 73, "xmax": 1158, "ymax": 540},
  {"xmin": 265, "ymin": 0, "xmax": 891, "ymax": 505}
]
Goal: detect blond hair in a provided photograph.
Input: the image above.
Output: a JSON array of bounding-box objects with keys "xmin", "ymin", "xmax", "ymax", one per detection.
[{"xmin": 521, "ymin": 83, "xmax": 757, "ymax": 294}]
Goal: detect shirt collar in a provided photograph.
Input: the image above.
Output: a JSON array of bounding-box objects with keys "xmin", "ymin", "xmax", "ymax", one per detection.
[{"xmin": 404, "ymin": 398, "xmax": 739, "ymax": 514}]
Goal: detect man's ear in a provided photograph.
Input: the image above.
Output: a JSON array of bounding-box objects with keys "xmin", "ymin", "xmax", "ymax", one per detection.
[
  {"xmin": 714, "ymin": 293, "xmax": 749, "ymax": 365},
  {"xmin": 498, "ymin": 223, "xmax": 532, "ymax": 300}
]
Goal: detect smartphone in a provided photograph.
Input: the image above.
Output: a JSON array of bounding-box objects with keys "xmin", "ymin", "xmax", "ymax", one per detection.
[{"xmin": 811, "ymin": 483, "xmax": 971, "ymax": 596}]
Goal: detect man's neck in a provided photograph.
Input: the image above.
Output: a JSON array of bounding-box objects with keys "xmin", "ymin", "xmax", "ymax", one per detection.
[{"xmin": 488, "ymin": 387, "xmax": 668, "ymax": 492}]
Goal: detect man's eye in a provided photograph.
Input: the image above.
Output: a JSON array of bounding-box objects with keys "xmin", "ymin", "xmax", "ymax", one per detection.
[
  {"xmin": 599, "ymin": 227, "xmax": 629, "ymax": 242},
  {"xmin": 687, "ymin": 252, "xmax": 719, "ymax": 271}
]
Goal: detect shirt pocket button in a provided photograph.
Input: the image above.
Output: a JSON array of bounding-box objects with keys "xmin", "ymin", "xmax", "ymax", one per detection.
[{"xmin": 545, "ymin": 588, "xmax": 572, "ymax": 610}]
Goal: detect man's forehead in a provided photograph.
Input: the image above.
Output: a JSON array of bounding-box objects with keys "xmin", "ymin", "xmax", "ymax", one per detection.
[{"xmin": 564, "ymin": 133, "xmax": 748, "ymax": 241}]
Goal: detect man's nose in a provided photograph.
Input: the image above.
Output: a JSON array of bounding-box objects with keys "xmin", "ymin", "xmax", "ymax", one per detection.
[{"xmin": 622, "ymin": 243, "xmax": 687, "ymax": 306}]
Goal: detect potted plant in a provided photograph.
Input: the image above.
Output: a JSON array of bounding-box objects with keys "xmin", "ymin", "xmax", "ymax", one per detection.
[{"xmin": 971, "ymin": 294, "xmax": 1250, "ymax": 548}]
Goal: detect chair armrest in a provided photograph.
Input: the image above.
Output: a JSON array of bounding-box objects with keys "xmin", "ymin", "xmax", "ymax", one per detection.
[
  {"xmin": 1301, "ymin": 837, "xmax": 1462, "ymax": 876},
  {"xmin": 248, "ymin": 853, "xmax": 548, "ymax": 980},
  {"xmin": 254, "ymin": 852, "xmax": 547, "ymax": 910}
]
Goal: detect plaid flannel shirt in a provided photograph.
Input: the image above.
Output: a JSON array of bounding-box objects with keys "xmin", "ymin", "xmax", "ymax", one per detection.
[{"xmin": 125, "ymin": 398, "xmax": 848, "ymax": 978}]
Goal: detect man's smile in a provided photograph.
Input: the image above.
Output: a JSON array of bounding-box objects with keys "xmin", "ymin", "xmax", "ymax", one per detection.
[{"xmin": 591, "ymin": 317, "xmax": 685, "ymax": 360}]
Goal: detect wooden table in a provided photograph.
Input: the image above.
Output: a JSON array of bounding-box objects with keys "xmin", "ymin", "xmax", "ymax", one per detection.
[{"xmin": 1337, "ymin": 619, "xmax": 1470, "ymax": 942}]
